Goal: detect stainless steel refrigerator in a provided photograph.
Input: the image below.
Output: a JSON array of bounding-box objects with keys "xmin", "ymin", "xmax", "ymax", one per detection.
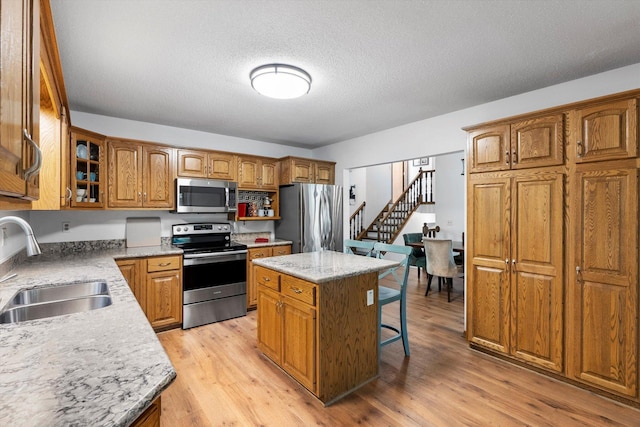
[{"xmin": 275, "ymin": 183, "xmax": 343, "ymax": 253}]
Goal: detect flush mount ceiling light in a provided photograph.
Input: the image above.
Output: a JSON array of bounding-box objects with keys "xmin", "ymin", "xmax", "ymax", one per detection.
[{"xmin": 250, "ymin": 64, "xmax": 311, "ymax": 99}]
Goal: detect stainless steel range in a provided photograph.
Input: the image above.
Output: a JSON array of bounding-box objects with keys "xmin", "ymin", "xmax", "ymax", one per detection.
[{"xmin": 171, "ymin": 223, "xmax": 247, "ymax": 329}]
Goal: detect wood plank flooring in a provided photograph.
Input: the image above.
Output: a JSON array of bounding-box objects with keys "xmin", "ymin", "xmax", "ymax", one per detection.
[{"xmin": 157, "ymin": 268, "xmax": 640, "ymax": 426}]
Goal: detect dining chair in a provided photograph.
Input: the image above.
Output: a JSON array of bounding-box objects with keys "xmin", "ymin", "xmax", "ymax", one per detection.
[
  {"xmin": 423, "ymin": 238, "xmax": 464, "ymax": 302},
  {"xmin": 402, "ymin": 233, "xmax": 427, "ymax": 279},
  {"xmin": 373, "ymin": 242, "xmax": 412, "ymax": 356},
  {"xmin": 344, "ymin": 239, "xmax": 375, "ymax": 257}
]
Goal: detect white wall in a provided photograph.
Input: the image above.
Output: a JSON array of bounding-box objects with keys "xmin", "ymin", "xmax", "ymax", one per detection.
[
  {"xmin": 71, "ymin": 111, "xmax": 313, "ymax": 158},
  {"xmin": 433, "ymin": 152, "xmax": 465, "ymax": 241}
]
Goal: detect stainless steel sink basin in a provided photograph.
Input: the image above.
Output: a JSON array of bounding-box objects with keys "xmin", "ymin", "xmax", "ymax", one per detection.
[
  {"xmin": 8, "ymin": 281, "xmax": 109, "ymax": 307},
  {"xmin": 0, "ymin": 295, "xmax": 112, "ymax": 323},
  {"xmin": 0, "ymin": 280, "xmax": 112, "ymax": 324}
]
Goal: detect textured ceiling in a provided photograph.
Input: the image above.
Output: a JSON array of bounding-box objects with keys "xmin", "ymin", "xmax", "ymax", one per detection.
[{"xmin": 50, "ymin": 0, "xmax": 640, "ymax": 148}]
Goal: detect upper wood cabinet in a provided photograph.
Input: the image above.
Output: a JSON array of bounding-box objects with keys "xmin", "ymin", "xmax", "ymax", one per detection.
[
  {"xmin": 108, "ymin": 139, "xmax": 175, "ymax": 208},
  {"xmin": 176, "ymin": 149, "xmax": 236, "ymax": 181},
  {"xmin": 570, "ymin": 97, "xmax": 637, "ymax": 163},
  {"xmin": 468, "ymin": 114, "xmax": 564, "ymax": 173},
  {"xmin": 0, "ymin": 0, "xmax": 40, "ymax": 200},
  {"xmin": 279, "ymin": 156, "xmax": 336, "ymax": 185},
  {"xmin": 237, "ymin": 155, "xmax": 278, "ymax": 190}
]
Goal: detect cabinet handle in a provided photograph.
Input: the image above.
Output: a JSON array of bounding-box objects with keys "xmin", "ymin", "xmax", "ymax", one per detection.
[
  {"xmin": 290, "ymin": 287, "xmax": 303, "ymax": 294},
  {"xmin": 23, "ymin": 129, "xmax": 42, "ymax": 180},
  {"xmin": 512, "ymin": 150, "xmax": 517, "ymax": 164},
  {"xmin": 263, "ymin": 276, "xmax": 270, "ymax": 282},
  {"xmin": 158, "ymin": 262, "xmax": 172, "ymax": 267},
  {"xmin": 576, "ymin": 140, "xmax": 584, "ymax": 158},
  {"xmin": 143, "ymin": 192, "xmax": 147, "ymax": 202},
  {"xmin": 505, "ymin": 151, "xmax": 510, "ymax": 165},
  {"xmin": 505, "ymin": 258, "xmax": 509, "ymax": 264},
  {"xmin": 138, "ymin": 192, "xmax": 142, "ymax": 201},
  {"xmin": 65, "ymin": 187, "xmax": 72, "ymax": 202}
]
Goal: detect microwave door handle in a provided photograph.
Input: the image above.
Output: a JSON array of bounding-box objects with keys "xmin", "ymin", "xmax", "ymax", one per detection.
[{"xmin": 225, "ymin": 187, "xmax": 230, "ymax": 209}]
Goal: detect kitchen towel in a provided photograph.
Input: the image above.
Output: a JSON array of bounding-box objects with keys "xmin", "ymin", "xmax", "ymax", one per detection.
[{"xmin": 126, "ymin": 217, "xmax": 161, "ymax": 247}]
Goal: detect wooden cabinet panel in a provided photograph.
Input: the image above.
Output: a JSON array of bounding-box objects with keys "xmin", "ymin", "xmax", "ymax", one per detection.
[
  {"xmin": 272, "ymin": 245, "xmax": 291, "ymax": 257},
  {"xmin": 117, "ymin": 258, "xmax": 146, "ymax": 313},
  {"xmin": 279, "ymin": 156, "xmax": 336, "ymax": 185},
  {"xmin": 177, "ymin": 149, "xmax": 236, "ymax": 181},
  {"xmin": 510, "ymin": 172, "xmax": 563, "ymax": 371},
  {"xmin": 71, "ymin": 128, "xmax": 106, "ymax": 208},
  {"xmin": 510, "ymin": 114, "xmax": 564, "ymax": 169},
  {"xmin": 574, "ymin": 98, "xmax": 637, "ymax": 163},
  {"xmin": 142, "ymin": 145, "xmax": 174, "ymax": 208},
  {"xmin": 281, "ymin": 297, "xmax": 316, "ymax": 391},
  {"xmin": 0, "ymin": 0, "xmax": 39, "ymax": 199},
  {"xmin": 569, "ymin": 166, "xmax": 637, "ymax": 396},
  {"xmin": 108, "ymin": 140, "xmax": 142, "ymax": 207},
  {"xmin": 260, "ymin": 159, "xmax": 278, "ymax": 190},
  {"xmin": 468, "ymin": 125, "xmax": 510, "ymax": 173},
  {"xmin": 468, "ymin": 175, "xmax": 511, "ymax": 353},
  {"xmin": 282, "ymin": 275, "xmax": 316, "ymax": 306},
  {"xmin": 130, "ymin": 397, "xmax": 161, "ymax": 427},
  {"xmin": 257, "ymin": 285, "xmax": 282, "ymax": 364},
  {"xmin": 248, "ymin": 245, "xmax": 291, "ymax": 308},
  {"xmin": 238, "ymin": 155, "xmax": 278, "ymax": 189},
  {"xmin": 146, "ymin": 270, "xmax": 182, "ymax": 330},
  {"xmin": 147, "ymin": 255, "xmax": 181, "ymax": 273},
  {"xmin": 314, "ymin": 161, "xmax": 335, "ymax": 184}
]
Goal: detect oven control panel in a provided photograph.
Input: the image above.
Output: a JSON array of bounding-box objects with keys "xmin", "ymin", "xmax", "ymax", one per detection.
[{"xmin": 172, "ymin": 223, "xmax": 231, "ymax": 235}]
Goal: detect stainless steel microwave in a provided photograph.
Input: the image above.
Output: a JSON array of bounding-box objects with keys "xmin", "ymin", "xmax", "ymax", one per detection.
[{"xmin": 174, "ymin": 178, "xmax": 237, "ymax": 213}]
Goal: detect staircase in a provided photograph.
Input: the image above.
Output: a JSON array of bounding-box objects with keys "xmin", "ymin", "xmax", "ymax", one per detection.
[{"xmin": 353, "ymin": 169, "xmax": 434, "ymax": 244}]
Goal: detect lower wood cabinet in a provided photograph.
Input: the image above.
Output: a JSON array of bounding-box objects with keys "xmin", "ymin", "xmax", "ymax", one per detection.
[
  {"xmin": 255, "ymin": 264, "xmax": 379, "ymax": 405},
  {"xmin": 131, "ymin": 397, "xmax": 161, "ymax": 427},
  {"xmin": 116, "ymin": 255, "xmax": 183, "ymax": 331},
  {"xmin": 246, "ymin": 244, "xmax": 291, "ymax": 309}
]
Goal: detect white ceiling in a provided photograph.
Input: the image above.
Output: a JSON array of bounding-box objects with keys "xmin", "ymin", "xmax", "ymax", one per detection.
[{"xmin": 50, "ymin": 0, "xmax": 640, "ymax": 149}]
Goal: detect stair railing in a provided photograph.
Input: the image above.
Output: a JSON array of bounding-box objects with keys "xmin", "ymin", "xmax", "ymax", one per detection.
[{"xmin": 349, "ymin": 201, "xmax": 367, "ymax": 240}]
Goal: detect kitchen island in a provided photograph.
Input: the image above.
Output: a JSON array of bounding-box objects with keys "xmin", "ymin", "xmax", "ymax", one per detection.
[
  {"xmin": 0, "ymin": 245, "xmax": 179, "ymax": 427},
  {"xmin": 252, "ymin": 250, "xmax": 398, "ymax": 405}
]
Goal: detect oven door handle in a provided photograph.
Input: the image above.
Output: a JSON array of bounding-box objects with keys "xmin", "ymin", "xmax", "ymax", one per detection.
[{"xmin": 183, "ymin": 250, "xmax": 247, "ymax": 266}]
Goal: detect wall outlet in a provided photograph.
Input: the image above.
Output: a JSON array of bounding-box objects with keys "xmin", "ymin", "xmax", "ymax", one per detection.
[
  {"xmin": 366, "ymin": 289, "xmax": 374, "ymax": 306},
  {"xmin": 62, "ymin": 222, "xmax": 71, "ymax": 233}
]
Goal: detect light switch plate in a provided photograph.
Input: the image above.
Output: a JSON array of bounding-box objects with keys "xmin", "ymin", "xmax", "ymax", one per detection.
[{"xmin": 367, "ymin": 289, "xmax": 374, "ymax": 306}]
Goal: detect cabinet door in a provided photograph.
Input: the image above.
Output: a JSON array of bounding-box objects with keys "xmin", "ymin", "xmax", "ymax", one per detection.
[
  {"xmin": 209, "ymin": 151, "xmax": 236, "ymax": 181},
  {"xmin": 314, "ymin": 161, "xmax": 335, "ymax": 184},
  {"xmin": 247, "ymin": 247, "xmax": 273, "ymax": 308},
  {"xmin": 510, "ymin": 114, "xmax": 564, "ymax": 170},
  {"xmin": 260, "ymin": 160, "xmax": 279, "ymax": 190},
  {"xmin": 0, "ymin": 0, "xmax": 38, "ymax": 198},
  {"xmin": 257, "ymin": 285, "xmax": 282, "ymax": 364},
  {"xmin": 116, "ymin": 259, "xmax": 145, "ymax": 312},
  {"xmin": 467, "ymin": 175, "xmax": 511, "ymax": 353},
  {"xmin": 146, "ymin": 270, "xmax": 182, "ymax": 329},
  {"xmin": 143, "ymin": 145, "xmax": 174, "ymax": 208},
  {"xmin": 569, "ymin": 166, "xmax": 638, "ymax": 397},
  {"xmin": 574, "ymin": 98, "xmax": 637, "ymax": 163},
  {"xmin": 291, "ymin": 158, "xmax": 313, "ymax": 183},
  {"xmin": 468, "ymin": 125, "xmax": 510, "ymax": 173},
  {"xmin": 108, "ymin": 140, "xmax": 142, "ymax": 207},
  {"xmin": 510, "ymin": 172, "xmax": 563, "ymax": 371},
  {"xmin": 71, "ymin": 128, "xmax": 106, "ymax": 208},
  {"xmin": 237, "ymin": 157, "xmax": 259, "ymax": 188},
  {"xmin": 282, "ymin": 297, "xmax": 316, "ymax": 392},
  {"xmin": 176, "ymin": 149, "xmax": 207, "ymax": 178}
]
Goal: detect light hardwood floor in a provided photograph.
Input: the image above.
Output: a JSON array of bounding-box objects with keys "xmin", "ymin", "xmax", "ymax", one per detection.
[{"xmin": 157, "ymin": 268, "xmax": 640, "ymax": 426}]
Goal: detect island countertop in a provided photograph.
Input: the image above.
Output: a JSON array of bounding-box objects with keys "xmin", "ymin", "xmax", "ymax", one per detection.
[
  {"xmin": 252, "ymin": 250, "xmax": 398, "ymax": 283},
  {"xmin": 0, "ymin": 246, "xmax": 178, "ymax": 427}
]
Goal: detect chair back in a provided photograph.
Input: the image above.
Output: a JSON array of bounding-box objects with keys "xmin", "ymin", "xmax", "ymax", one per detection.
[
  {"xmin": 402, "ymin": 233, "xmax": 425, "ymax": 258},
  {"xmin": 423, "ymin": 239, "xmax": 458, "ymax": 278},
  {"xmin": 344, "ymin": 239, "xmax": 375, "ymax": 257},
  {"xmin": 373, "ymin": 242, "xmax": 412, "ymax": 288}
]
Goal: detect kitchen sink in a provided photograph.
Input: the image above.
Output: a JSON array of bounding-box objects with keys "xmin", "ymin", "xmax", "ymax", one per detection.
[
  {"xmin": 7, "ymin": 281, "xmax": 109, "ymax": 307},
  {"xmin": 0, "ymin": 281, "xmax": 112, "ymax": 324}
]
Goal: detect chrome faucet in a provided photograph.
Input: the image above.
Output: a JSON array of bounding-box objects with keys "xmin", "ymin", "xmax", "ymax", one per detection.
[{"xmin": 0, "ymin": 216, "xmax": 41, "ymax": 256}]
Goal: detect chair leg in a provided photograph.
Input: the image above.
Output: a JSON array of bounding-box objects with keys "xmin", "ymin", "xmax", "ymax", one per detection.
[
  {"xmin": 417, "ymin": 266, "xmax": 421, "ymax": 279},
  {"xmin": 447, "ymin": 277, "xmax": 452, "ymax": 302},
  {"xmin": 400, "ymin": 290, "xmax": 410, "ymax": 356},
  {"xmin": 425, "ymin": 274, "xmax": 433, "ymax": 296},
  {"xmin": 438, "ymin": 277, "xmax": 442, "ymax": 292}
]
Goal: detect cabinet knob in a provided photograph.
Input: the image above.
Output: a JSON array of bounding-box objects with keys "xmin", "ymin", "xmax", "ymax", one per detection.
[
  {"xmin": 290, "ymin": 287, "xmax": 303, "ymax": 294},
  {"xmin": 505, "ymin": 151, "xmax": 510, "ymax": 165},
  {"xmin": 263, "ymin": 277, "xmax": 270, "ymax": 282},
  {"xmin": 512, "ymin": 150, "xmax": 517, "ymax": 164},
  {"xmin": 576, "ymin": 140, "xmax": 584, "ymax": 158}
]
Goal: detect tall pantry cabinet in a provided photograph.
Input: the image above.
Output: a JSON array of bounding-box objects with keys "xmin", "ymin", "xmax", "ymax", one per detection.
[{"xmin": 466, "ymin": 89, "xmax": 639, "ymax": 404}]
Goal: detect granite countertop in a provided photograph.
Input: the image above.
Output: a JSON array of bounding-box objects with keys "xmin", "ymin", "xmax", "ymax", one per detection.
[
  {"xmin": 236, "ymin": 238, "xmax": 293, "ymax": 249},
  {"xmin": 0, "ymin": 245, "xmax": 180, "ymax": 427},
  {"xmin": 252, "ymin": 250, "xmax": 399, "ymax": 283}
]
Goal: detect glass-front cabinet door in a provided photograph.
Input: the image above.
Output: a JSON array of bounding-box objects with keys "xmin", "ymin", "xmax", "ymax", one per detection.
[{"xmin": 70, "ymin": 127, "xmax": 106, "ymax": 208}]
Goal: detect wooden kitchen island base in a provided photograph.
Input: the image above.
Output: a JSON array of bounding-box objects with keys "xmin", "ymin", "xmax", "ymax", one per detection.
[{"xmin": 253, "ymin": 251, "xmax": 399, "ymax": 405}]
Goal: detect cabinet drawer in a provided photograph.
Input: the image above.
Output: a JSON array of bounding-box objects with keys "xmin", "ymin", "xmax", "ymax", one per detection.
[
  {"xmin": 282, "ymin": 276, "xmax": 316, "ymax": 306},
  {"xmin": 255, "ymin": 265, "xmax": 280, "ymax": 291},
  {"xmin": 147, "ymin": 255, "xmax": 181, "ymax": 273},
  {"xmin": 272, "ymin": 245, "xmax": 291, "ymax": 256}
]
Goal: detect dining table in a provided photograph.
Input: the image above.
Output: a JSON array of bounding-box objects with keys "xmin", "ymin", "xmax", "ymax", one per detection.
[{"xmin": 407, "ymin": 239, "xmax": 464, "ymax": 255}]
